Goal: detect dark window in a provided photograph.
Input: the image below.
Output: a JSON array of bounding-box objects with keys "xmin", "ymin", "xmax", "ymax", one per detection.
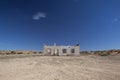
[
  {"xmin": 71, "ymin": 49, "xmax": 75, "ymax": 53},
  {"xmin": 63, "ymin": 49, "xmax": 67, "ymax": 53}
]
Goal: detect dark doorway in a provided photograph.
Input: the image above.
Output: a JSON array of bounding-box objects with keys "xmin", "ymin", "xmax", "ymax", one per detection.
[{"xmin": 71, "ymin": 49, "xmax": 75, "ymax": 53}]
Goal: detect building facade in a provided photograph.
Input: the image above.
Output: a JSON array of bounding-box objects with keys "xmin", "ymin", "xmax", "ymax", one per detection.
[{"xmin": 43, "ymin": 43, "xmax": 80, "ymax": 56}]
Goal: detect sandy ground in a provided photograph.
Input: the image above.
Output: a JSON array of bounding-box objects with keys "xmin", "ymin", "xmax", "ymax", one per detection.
[{"xmin": 0, "ymin": 55, "xmax": 120, "ymax": 80}]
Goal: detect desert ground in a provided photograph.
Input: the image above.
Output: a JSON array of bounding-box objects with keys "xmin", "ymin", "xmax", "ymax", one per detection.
[{"xmin": 0, "ymin": 55, "xmax": 120, "ymax": 80}]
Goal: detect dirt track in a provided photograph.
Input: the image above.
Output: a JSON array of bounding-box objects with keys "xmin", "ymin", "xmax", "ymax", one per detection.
[{"xmin": 0, "ymin": 55, "xmax": 120, "ymax": 80}]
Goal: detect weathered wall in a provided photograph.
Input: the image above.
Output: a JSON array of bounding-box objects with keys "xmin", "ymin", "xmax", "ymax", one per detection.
[{"xmin": 43, "ymin": 44, "xmax": 80, "ymax": 56}]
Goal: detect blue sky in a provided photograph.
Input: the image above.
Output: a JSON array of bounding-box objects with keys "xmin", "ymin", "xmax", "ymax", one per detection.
[{"xmin": 0, "ymin": 0, "xmax": 120, "ymax": 51}]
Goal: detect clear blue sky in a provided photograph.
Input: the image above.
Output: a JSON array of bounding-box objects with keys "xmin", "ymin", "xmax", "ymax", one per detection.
[{"xmin": 0, "ymin": 0, "xmax": 120, "ymax": 51}]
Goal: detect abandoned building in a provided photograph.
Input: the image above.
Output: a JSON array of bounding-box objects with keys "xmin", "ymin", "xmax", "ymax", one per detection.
[{"xmin": 43, "ymin": 43, "xmax": 80, "ymax": 56}]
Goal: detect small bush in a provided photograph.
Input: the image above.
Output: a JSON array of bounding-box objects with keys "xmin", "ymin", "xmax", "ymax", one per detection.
[
  {"xmin": 17, "ymin": 52, "xmax": 23, "ymax": 54},
  {"xmin": 33, "ymin": 52, "xmax": 37, "ymax": 54},
  {"xmin": 11, "ymin": 51, "xmax": 16, "ymax": 54},
  {"xmin": 38, "ymin": 52, "xmax": 42, "ymax": 54},
  {"xmin": 98, "ymin": 52, "xmax": 109, "ymax": 56}
]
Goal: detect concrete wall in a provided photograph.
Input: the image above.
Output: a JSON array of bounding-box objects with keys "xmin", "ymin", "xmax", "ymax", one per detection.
[{"xmin": 43, "ymin": 44, "xmax": 80, "ymax": 56}]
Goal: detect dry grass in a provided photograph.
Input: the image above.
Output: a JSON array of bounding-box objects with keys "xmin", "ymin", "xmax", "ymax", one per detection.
[{"xmin": 0, "ymin": 55, "xmax": 120, "ymax": 80}]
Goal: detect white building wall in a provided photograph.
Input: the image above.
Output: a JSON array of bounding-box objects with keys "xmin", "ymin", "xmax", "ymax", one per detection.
[{"xmin": 43, "ymin": 44, "xmax": 80, "ymax": 56}]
